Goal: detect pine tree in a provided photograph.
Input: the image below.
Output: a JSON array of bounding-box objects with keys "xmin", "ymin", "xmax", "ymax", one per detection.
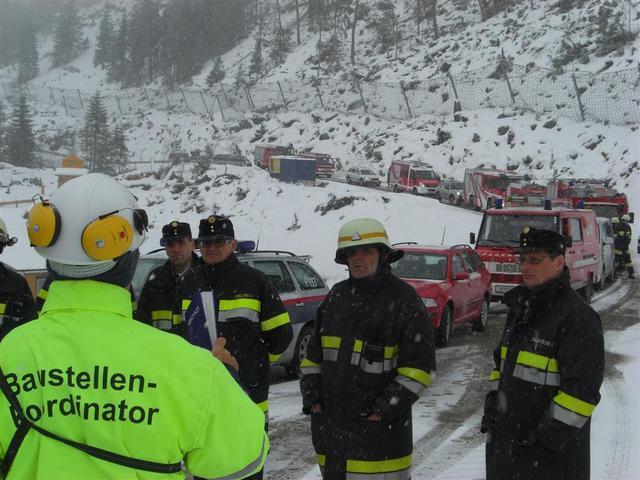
[
  {"xmin": 17, "ymin": 18, "xmax": 39, "ymax": 84},
  {"xmin": 94, "ymin": 7, "xmax": 114, "ymax": 68},
  {"xmin": 128, "ymin": 0, "xmax": 161, "ymax": 85},
  {"xmin": 82, "ymin": 93, "xmax": 110, "ymax": 172},
  {"xmin": 595, "ymin": 2, "xmax": 634, "ymax": 56},
  {"xmin": 270, "ymin": 27, "xmax": 292, "ymax": 66},
  {"xmin": 52, "ymin": 2, "xmax": 83, "ymax": 68},
  {"xmin": 234, "ymin": 65, "xmax": 247, "ymax": 89},
  {"xmin": 206, "ymin": 57, "xmax": 226, "ymax": 88},
  {"xmin": 109, "ymin": 14, "xmax": 130, "ymax": 85},
  {"xmin": 369, "ymin": 0, "xmax": 397, "ymax": 53},
  {"xmin": 248, "ymin": 38, "xmax": 262, "ymax": 79},
  {"xmin": 110, "ymin": 126, "xmax": 129, "ymax": 172},
  {"xmin": 6, "ymin": 94, "xmax": 37, "ymax": 168}
]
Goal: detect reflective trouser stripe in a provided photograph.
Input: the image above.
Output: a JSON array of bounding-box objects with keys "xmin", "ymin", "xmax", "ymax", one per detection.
[
  {"xmin": 218, "ymin": 308, "xmax": 259, "ymax": 323},
  {"xmin": 151, "ymin": 310, "xmax": 173, "ymax": 321},
  {"xmin": 301, "ymin": 358, "xmax": 322, "ymax": 375},
  {"xmin": 268, "ymin": 353, "xmax": 282, "ymax": 363},
  {"xmin": 152, "ymin": 320, "xmax": 172, "ymax": 331},
  {"xmin": 513, "ymin": 364, "xmax": 560, "ymax": 386},
  {"xmin": 346, "ymin": 466, "xmax": 411, "ymax": 479},
  {"xmin": 0, "ymin": 303, "xmax": 6, "ymax": 314},
  {"xmin": 316, "ymin": 455, "xmax": 412, "ymax": 480},
  {"xmin": 261, "ymin": 312, "xmax": 290, "ymax": 331}
]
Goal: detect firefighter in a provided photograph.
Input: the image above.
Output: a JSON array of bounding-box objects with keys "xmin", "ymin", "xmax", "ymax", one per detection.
[
  {"xmin": 180, "ymin": 215, "xmax": 293, "ymax": 480},
  {"xmin": 300, "ymin": 218, "xmax": 436, "ymax": 480},
  {"xmin": 0, "ymin": 174, "xmax": 268, "ymax": 478},
  {"xmin": 482, "ymin": 227, "xmax": 604, "ymax": 480},
  {"xmin": 136, "ymin": 220, "xmax": 202, "ymax": 334},
  {"xmin": 612, "ymin": 216, "xmax": 624, "ymax": 276},
  {"xmin": 618, "ymin": 214, "xmax": 635, "ymax": 279},
  {"xmin": 0, "ymin": 217, "xmax": 37, "ymax": 341}
]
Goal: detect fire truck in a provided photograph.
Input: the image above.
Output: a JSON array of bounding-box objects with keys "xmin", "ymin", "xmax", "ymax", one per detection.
[
  {"xmin": 253, "ymin": 144, "xmax": 294, "ymax": 169},
  {"xmin": 471, "ymin": 202, "xmax": 602, "ymax": 303},
  {"xmin": 297, "ymin": 152, "xmax": 336, "ymax": 178},
  {"xmin": 387, "ymin": 160, "xmax": 440, "ymax": 195},
  {"xmin": 547, "ymin": 179, "xmax": 630, "ymax": 219},
  {"xmin": 463, "ymin": 168, "xmax": 546, "ymax": 211}
]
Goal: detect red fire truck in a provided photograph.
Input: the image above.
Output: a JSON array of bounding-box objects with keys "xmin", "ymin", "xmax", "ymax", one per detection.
[
  {"xmin": 297, "ymin": 152, "xmax": 336, "ymax": 178},
  {"xmin": 547, "ymin": 179, "xmax": 630, "ymax": 219},
  {"xmin": 254, "ymin": 144, "xmax": 294, "ymax": 169},
  {"xmin": 388, "ymin": 160, "xmax": 440, "ymax": 195},
  {"xmin": 471, "ymin": 203, "xmax": 602, "ymax": 303},
  {"xmin": 463, "ymin": 168, "xmax": 546, "ymax": 211}
]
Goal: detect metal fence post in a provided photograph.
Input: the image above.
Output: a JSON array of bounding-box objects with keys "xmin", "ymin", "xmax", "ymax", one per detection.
[
  {"xmin": 49, "ymin": 86, "xmax": 56, "ymax": 105},
  {"xmin": 219, "ymin": 83, "xmax": 229, "ymax": 105},
  {"xmin": 163, "ymin": 89, "xmax": 171, "ymax": 109},
  {"xmin": 61, "ymin": 92, "xmax": 69, "ymax": 116},
  {"xmin": 277, "ymin": 81, "xmax": 289, "ymax": 110},
  {"xmin": 445, "ymin": 71, "xmax": 459, "ymax": 101},
  {"xmin": 144, "ymin": 88, "xmax": 153, "ymax": 109},
  {"xmin": 355, "ymin": 80, "xmax": 367, "ymax": 114},
  {"xmin": 215, "ymin": 94, "xmax": 226, "ymax": 122},
  {"xmin": 504, "ymin": 69, "xmax": 516, "ymax": 104},
  {"xmin": 314, "ymin": 81, "xmax": 325, "ymax": 109},
  {"xmin": 245, "ymin": 87, "xmax": 255, "ymax": 110},
  {"xmin": 115, "ymin": 95, "xmax": 123, "ymax": 116},
  {"xmin": 199, "ymin": 90, "xmax": 213, "ymax": 119},
  {"xmin": 571, "ymin": 74, "xmax": 585, "ymax": 121},
  {"xmin": 77, "ymin": 89, "xmax": 84, "ymax": 108},
  {"xmin": 400, "ymin": 82, "xmax": 413, "ymax": 118},
  {"xmin": 180, "ymin": 89, "xmax": 192, "ymax": 113}
]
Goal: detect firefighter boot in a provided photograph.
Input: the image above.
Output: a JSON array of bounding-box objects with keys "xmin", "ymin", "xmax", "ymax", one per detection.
[{"xmin": 629, "ymin": 267, "xmax": 636, "ymax": 279}]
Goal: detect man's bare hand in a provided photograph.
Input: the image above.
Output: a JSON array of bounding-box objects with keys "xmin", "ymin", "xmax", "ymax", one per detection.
[{"xmin": 212, "ymin": 337, "xmax": 239, "ymax": 371}]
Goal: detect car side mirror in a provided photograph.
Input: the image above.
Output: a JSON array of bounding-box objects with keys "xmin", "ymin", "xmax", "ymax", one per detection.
[
  {"xmin": 564, "ymin": 236, "xmax": 573, "ymax": 248},
  {"xmin": 454, "ymin": 272, "xmax": 470, "ymax": 281},
  {"xmin": 469, "ymin": 232, "xmax": 476, "ymax": 244},
  {"xmin": 629, "ymin": 212, "xmax": 635, "ymax": 224}
]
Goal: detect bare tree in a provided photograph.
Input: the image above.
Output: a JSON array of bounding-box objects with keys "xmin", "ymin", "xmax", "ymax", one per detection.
[
  {"xmin": 295, "ymin": 0, "xmax": 301, "ymax": 45},
  {"xmin": 350, "ymin": 0, "xmax": 359, "ymax": 65}
]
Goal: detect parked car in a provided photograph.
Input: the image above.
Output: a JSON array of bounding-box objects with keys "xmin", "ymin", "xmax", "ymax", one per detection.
[
  {"xmin": 390, "ymin": 243, "xmax": 491, "ymax": 346},
  {"xmin": 133, "ymin": 243, "xmax": 328, "ymax": 377},
  {"xmin": 345, "ymin": 167, "xmax": 381, "ymax": 187},
  {"xmin": 435, "ymin": 179, "xmax": 464, "ymax": 204},
  {"xmin": 596, "ymin": 217, "xmax": 615, "ymax": 290}
]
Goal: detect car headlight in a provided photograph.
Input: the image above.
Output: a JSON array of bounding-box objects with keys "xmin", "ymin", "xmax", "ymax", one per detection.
[{"xmin": 422, "ymin": 298, "xmax": 438, "ymax": 308}]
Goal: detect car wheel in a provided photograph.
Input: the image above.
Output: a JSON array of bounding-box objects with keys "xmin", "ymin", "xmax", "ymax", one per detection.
[
  {"xmin": 436, "ymin": 193, "xmax": 442, "ymax": 202},
  {"xmin": 581, "ymin": 276, "xmax": 594, "ymax": 304},
  {"xmin": 359, "ymin": 178, "xmax": 365, "ymax": 186},
  {"xmin": 472, "ymin": 297, "xmax": 489, "ymax": 332},
  {"xmin": 393, "ymin": 184, "xmax": 399, "ymax": 192},
  {"xmin": 286, "ymin": 324, "xmax": 313, "ymax": 378},
  {"xmin": 449, "ymin": 194, "xmax": 455, "ymax": 204},
  {"xmin": 596, "ymin": 267, "xmax": 606, "ymax": 291},
  {"xmin": 346, "ymin": 176, "xmax": 351, "ymax": 184},
  {"xmin": 436, "ymin": 305, "xmax": 452, "ymax": 346},
  {"xmin": 412, "ymin": 187, "xmax": 418, "ymax": 195}
]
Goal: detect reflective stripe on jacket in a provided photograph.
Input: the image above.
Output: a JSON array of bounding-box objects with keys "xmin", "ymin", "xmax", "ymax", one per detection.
[{"xmin": 0, "ymin": 280, "xmax": 268, "ymax": 479}]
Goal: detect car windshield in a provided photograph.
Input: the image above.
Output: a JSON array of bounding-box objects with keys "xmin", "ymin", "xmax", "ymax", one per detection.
[
  {"xmin": 391, "ymin": 253, "xmax": 448, "ymax": 280},
  {"xmin": 477, "ymin": 214, "xmax": 559, "ymax": 247},
  {"xmin": 483, "ymin": 175, "xmax": 522, "ymax": 190},
  {"xmin": 412, "ymin": 169, "xmax": 438, "ymax": 180},
  {"xmin": 586, "ymin": 204, "xmax": 620, "ymax": 219},
  {"xmin": 361, "ymin": 169, "xmax": 375, "ymax": 175}
]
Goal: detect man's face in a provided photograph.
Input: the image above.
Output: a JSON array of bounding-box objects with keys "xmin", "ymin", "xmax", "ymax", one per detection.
[
  {"xmin": 346, "ymin": 246, "xmax": 380, "ymax": 279},
  {"xmin": 519, "ymin": 250, "xmax": 565, "ymax": 289},
  {"xmin": 164, "ymin": 237, "xmax": 195, "ymax": 271},
  {"xmin": 200, "ymin": 238, "xmax": 237, "ymax": 265}
]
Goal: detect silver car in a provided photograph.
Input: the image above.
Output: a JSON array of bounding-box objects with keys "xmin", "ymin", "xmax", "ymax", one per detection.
[
  {"xmin": 133, "ymin": 245, "xmax": 328, "ymax": 378},
  {"xmin": 435, "ymin": 179, "xmax": 464, "ymax": 204},
  {"xmin": 346, "ymin": 167, "xmax": 382, "ymax": 187},
  {"xmin": 595, "ymin": 217, "xmax": 615, "ymax": 290}
]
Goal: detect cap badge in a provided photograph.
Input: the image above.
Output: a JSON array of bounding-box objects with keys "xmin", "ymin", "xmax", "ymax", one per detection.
[{"xmin": 351, "ymin": 232, "xmax": 361, "ymax": 241}]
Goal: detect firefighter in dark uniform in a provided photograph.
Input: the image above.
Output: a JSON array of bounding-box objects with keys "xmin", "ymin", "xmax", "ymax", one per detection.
[
  {"xmin": 616, "ymin": 214, "xmax": 635, "ymax": 279},
  {"xmin": 0, "ymin": 217, "xmax": 37, "ymax": 341},
  {"xmin": 136, "ymin": 221, "xmax": 202, "ymax": 334},
  {"xmin": 300, "ymin": 218, "xmax": 436, "ymax": 480},
  {"xmin": 482, "ymin": 227, "xmax": 605, "ymax": 480},
  {"xmin": 180, "ymin": 215, "xmax": 293, "ymax": 480}
]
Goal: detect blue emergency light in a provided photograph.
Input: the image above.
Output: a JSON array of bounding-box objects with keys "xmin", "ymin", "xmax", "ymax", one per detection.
[
  {"xmin": 494, "ymin": 198, "xmax": 503, "ymax": 209},
  {"xmin": 577, "ymin": 200, "xmax": 585, "ymax": 209},
  {"xmin": 544, "ymin": 199, "xmax": 552, "ymax": 210},
  {"xmin": 236, "ymin": 240, "xmax": 256, "ymax": 253}
]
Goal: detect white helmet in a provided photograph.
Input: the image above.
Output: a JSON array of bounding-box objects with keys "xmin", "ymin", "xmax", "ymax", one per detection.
[
  {"xmin": 611, "ymin": 217, "xmax": 620, "ymax": 224},
  {"xmin": 334, "ymin": 218, "xmax": 402, "ymax": 265},
  {"xmin": 621, "ymin": 214, "xmax": 631, "ymax": 222},
  {"xmin": 26, "ymin": 174, "xmax": 148, "ymax": 278},
  {"xmin": 0, "ymin": 217, "xmax": 17, "ymax": 247}
]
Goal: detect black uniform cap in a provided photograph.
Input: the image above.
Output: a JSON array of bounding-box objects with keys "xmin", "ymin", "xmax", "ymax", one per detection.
[
  {"xmin": 160, "ymin": 221, "xmax": 192, "ymax": 246},
  {"xmin": 516, "ymin": 227, "xmax": 566, "ymax": 256},
  {"xmin": 198, "ymin": 215, "xmax": 235, "ymax": 241}
]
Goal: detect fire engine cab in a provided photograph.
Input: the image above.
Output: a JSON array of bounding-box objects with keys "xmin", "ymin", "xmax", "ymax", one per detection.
[
  {"xmin": 388, "ymin": 160, "xmax": 440, "ymax": 195},
  {"xmin": 471, "ymin": 201, "xmax": 602, "ymax": 303},
  {"xmin": 463, "ymin": 168, "xmax": 546, "ymax": 211},
  {"xmin": 547, "ymin": 179, "xmax": 630, "ymax": 219}
]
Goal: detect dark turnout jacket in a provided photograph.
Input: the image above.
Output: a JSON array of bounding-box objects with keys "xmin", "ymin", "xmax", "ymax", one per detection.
[
  {"xmin": 0, "ymin": 262, "xmax": 36, "ymax": 341},
  {"xmin": 300, "ymin": 266, "xmax": 436, "ymax": 480},
  {"xmin": 180, "ymin": 254, "xmax": 292, "ymax": 417},
  {"xmin": 484, "ymin": 267, "xmax": 604, "ymax": 480},
  {"xmin": 136, "ymin": 252, "xmax": 202, "ymax": 335}
]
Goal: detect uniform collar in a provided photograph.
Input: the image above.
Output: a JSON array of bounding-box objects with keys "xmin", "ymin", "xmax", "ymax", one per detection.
[
  {"xmin": 204, "ymin": 253, "xmax": 238, "ymax": 275},
  {"xmin": 41, "ymin": 280, "xmax": 133, "ymax": 318}
]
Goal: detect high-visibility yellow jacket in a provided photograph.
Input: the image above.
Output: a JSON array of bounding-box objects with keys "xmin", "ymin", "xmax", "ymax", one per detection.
[{"xmin": 0, "ymin": 280, "xmax": 268, "ymax": 479}]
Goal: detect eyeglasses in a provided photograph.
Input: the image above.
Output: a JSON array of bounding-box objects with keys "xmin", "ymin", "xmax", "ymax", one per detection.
[
  {"xmin": 518, "ymin": 255, "xmax": 557, "ymax": 265},
  {"xmin": 200, "ymin": 239, "xmax": 233, "ymax": 248}
]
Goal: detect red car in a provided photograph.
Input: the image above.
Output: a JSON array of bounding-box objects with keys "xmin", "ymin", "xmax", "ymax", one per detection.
[{"xmin": 390, "ymin": 244, "xmax": 492, "ymax": 346}]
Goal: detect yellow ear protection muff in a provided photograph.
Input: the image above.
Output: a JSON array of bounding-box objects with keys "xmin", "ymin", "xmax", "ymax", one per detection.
[
  {"xmin": 27, "ymin": 197, "xmax": 62, "ymax": 247},
  {"xmin": 81, "ymin": 208, "xmax": 148, "ymax": 261}
]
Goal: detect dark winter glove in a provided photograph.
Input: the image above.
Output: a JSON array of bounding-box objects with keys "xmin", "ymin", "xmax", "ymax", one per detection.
[
  {"xmin": 480, "ymin": 390, "xmax": 498, "ymax": 433},
  {"xmin": 517, "ymin": 432, "xmax": 554, "ymax": 459}
]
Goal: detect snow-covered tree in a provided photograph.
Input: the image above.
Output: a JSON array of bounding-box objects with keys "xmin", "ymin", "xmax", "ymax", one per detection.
[
  {"xmin": 595, "ymin": 1, "xmax": 635, "ymax": 56},
  {"xmin": 109, "ymin": 14, "xmax": 130, "ymax": 85},
  {"xmin": 109, "ymin": 126, "xmax": 129, "ymax": 171},
  {"xmin": 52, "ymin": 2, "xmax": 83, "ymax": 68},
  {"xmin": 128, "ymin": 0, "xmax": 161, "ymax": 84},
  {"xmin": 369, "ymin": 0, "xmax": 398, "ymax": 53},
  {"xmin": 17, "ymin": 19, "xmax": 39, "ymax": 83},
  {"xmin": 206, "ymin": 57, "xmax": 226, "ymax": 88},
  {"xmin": 270, "ymin": 27, "xmax": 292, "ymax": 66},
  {"xmin": 6, "ymin": 94, "xmax": 37, "ymax": 168},
  {"xmin": 82, "ymin": 93, "xmax": 110, "ymax": 172},
  {"xmin": 94, "ymin": 6, "xmax": 114, "ymax": 68},
  {"xmin": 248, "ymin": 37, "xmax": 262, "ymax": 79}
]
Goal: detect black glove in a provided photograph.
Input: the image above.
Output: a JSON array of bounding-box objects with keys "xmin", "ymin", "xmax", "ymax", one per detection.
[{"xmin": 481, "ymin": 390, "xmax": 498, "ymax": 433}]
